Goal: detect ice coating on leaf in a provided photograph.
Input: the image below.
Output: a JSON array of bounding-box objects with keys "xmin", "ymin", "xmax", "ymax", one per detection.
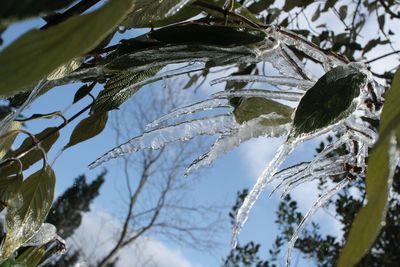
[
  {"xmin": 285, "ymin": 179, "xmax": 350, "ymax": 267},
  {"xmin": 212, "ymin": 89, "xmax": 303, "ymax": 102},
  {"xmin": 166, "ymin": 0, "xmax": 193, "ymax": 17},
  {"xmin": 112, "ymin": 63, "xmax": 205, "ymax": 103},
  {"xmin": 23, "ymin": 223, "xmax": 57, "ymax": 247},
  {"xmin": 89, "ymin": 114, "xmax": 237, "ymax": 169},
  {"xmin": 232, "ymin": 141, "xmax": 297, "ymax": 248},
  {"xmin": 210, "ymin": 75, "xmax": 315, "ymax": 90},
  {"xmin": 146, "ymin": 98, "xmax": 231, "ymax": 130},
  {"xmin": 281, "ymin": 44, "xmax": 318, "ymax": 81},
  {"xmin": 273, "ymin": 28, "xmax": 346, "ymax": 68},
  {"xmin": 185, "ymin": 116, "xmax": 291, "ymax": 175}
]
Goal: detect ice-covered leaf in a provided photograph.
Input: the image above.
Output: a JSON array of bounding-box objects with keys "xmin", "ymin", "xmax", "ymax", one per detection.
[
  {"xmin": 23, "ymin": 223, "xmax": 57, "ymax": 247},
  {"xmin": 65, "ymin": 112, "xmax": 108, "ymax": 149},
  {"xmin": 0, "ymin": 0, "xmax": 134, "ymax": 96},
  {"xmin": 290, "ymin": 65, "xmax": 367, "ymax": 138},
  {"xmin": 1, "ymin": 166, "xmax": 55, "ymax": 258},
  {"xmin": 233, "ymin": 97, "xmax": 293, "ymax": 124},
  {"xmin": 0, "ymin": 121, "xmax": 21, "ymax": 160},
  {"xmin": 92, "ymin": 67, "xmax": 161, "ymax": 113},
  {"xmin": 47, "ymin": 58, "xmax": 83, "ymax": 81},
  {"xmin": 122, "ymin": 0, "xmax": 195, "ymax": 28},
  {"xmin": 338, "ymin": 68, "xmax": 400, "ymax": 266},
  {"xmin": 0, "ymin": 0, "xmax": 78, "ymax": 23}
]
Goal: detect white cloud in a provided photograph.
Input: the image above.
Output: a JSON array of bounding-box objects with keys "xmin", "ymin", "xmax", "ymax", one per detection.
[{"xmin": 68, "ymin": 210, "xmax": 200, "ymax": 267}]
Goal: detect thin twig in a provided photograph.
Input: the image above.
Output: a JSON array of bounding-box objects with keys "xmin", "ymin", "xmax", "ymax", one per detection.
[
  {"xmin": 378, "ymin": 0, "xmax": 400, "ymax": 19},
  {"xmin": 366, "ymin": 49, "xmax": 400, "ymax": 64}
]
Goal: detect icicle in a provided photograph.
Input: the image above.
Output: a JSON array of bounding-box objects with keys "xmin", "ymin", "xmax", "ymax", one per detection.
[
  {"xmin": 285, "ymin": 179, "xmax": 350, "ymax": 267},
  {"xmin": 89, "ymin": 114, "xmax": 237, "ymax": 169},
  {"xmin": 232, "ymin": 140, "xmax": 298, "ymax": 248},
  {"xmin": 166, "ymin": 0, "xmax": 192, "ymax": 17},
  {"xmin": 210, "ymin": 75, "xmax": 314, "ymax": 90},
  {"xmin": 185, "ymin": 118, "xmax": 291, "ymax": 175},
  {"xmin": 146, "ymin": 98, "xmax": 231, "ymax": 130},
  {"xmin": 280, "ymin": 167, "xmax": 345, "ymax": 199},
  {"xmin": 280, "ymin": 43, "xmax": 318, "ymax": 81},
  {"xmin": 270, "ymin": 156, "xmax": 348, "ymax": 197},
  {"xmin": 211, "ymin": 89, "xmax": 303, "ymax": 102},
  {"xmin": 273, "ymin": 28, "xmax": 346, "ymax": 68},
  {"xmin": 112, "ymin": 63, "xmax": 205, "ymax": 103}
]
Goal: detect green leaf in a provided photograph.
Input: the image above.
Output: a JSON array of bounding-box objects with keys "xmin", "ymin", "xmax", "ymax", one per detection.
[
  {"xmin": 1, "ymin": 166, "xmax": 55, "ymax": 258},
  {"xmin": 148, "ymin": 23, "xmax": 266, "ymax": 47},
  {"xmin": 338, "ymin": 5, "xmax": 348, "ymax": 20},
  {"xmin": 64, "ymin": 112, "xmax": 108, "ymax": 149},
  {"xmin": 338, "ymin": 68, "xmax": 400, "ymax": 266},
  {"xmin": 291, "ymin": 65, "xmax": 367, "ymax": 139},
  {"xmin": 311, "ymin": 4, "xmax": 321, "ymax": 22},
  {"xmin": 92, "ymin": 67, "xmax": 161, "ymax": 113},
  {"xmin": 73, "ymin": 83, "xmax": 96, "ymax": 104},
  {"xmin": 122, "ymin": 0, "xmax": 195, "ymax": 28},
  {"xmin": 4, "ymin": 127, "xmax": 59, "ymax": 173},
  {"xmin": 0, "ymin": 172, "xmax": 23, "ymax": 211},
  {"xmin": 233, "ymin": 97, "xmax": 293, "ymax": 125},
  {"xmin": 0, "ymin": 0, "xmax": 135, "ymax": 97},
  {"xmin": 376, "ymin": 69, "xmax": 400, "ymax": 140},
  {"xmin": 0, "ymin": 121, "xmax": 21, "ymax": 160},
  {"xmin": 0, "ymin": 0, "xmax": 78, "ymax": 23}
]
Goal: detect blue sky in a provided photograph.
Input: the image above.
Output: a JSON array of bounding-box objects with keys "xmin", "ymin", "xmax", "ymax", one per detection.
[{"xmin": 2, "ymin": 3, "xmax": 400, "ymax": 267}]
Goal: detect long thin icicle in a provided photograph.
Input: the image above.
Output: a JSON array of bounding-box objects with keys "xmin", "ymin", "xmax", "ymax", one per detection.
[
  {"xmin": 146, "ymin": 98, "xmax": 231, "ymax": 130},
  {"xmin": 185, "ymin": 118, "xmax": 291, "ymax": 175},
  {"xmin": 212, "ymin": 89, "xmax": 303, "ymax": 102},
  {"xmin": 285, "ymin": 179, "xmax": 350, "ymax": 267},
  {"xmin": 89, "ymin": 114, "xmax": 237, "ymax": 169},
  {"xmin": 210, "ymin": 75, "xmax": 315, "ymax": 90},
  {"xmin": 231, "ymin": 140, "xmax": 297, "ymax": 248}
]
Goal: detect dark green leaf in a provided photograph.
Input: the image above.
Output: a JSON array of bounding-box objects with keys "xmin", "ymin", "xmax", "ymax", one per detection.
[
  {"xmin": 64, "ymin": 112, "xmax": 108, "ymax": 149},
  {"xmin": 378, "ymin": 14, "xmax": 385, "ymax": 29},
  {"xmin": 0, "ymin": 0, "xmax": 134, "ymax": 97},
  {"xmin": 148, "ymin": 24, "xmax": 266, "ymax": 47},
  {"xmin": 2, "ymin": 166, "xmax": 55, "ymax": 257},
  {"xmin": 291, "ymin": 65, "xmax": 367, "ymax": 138},
  {"xmin": 0, "ymin": 0, "xmax": 78, "ymax": 23},
  {"xmin": 323, "ymin": 0, "xmax": 336, "ymax": 11},
  {"xmin": 73, "ymin": 83, "xmax": 96, "ymax": 104},
  {"xmin": 339, "ymin": 5, "xmax": 348, "ymax": 20},
  {"xmin": 92, "ymin": 67, "xmax": 161, "ymax": 113},
  {"xmin": 312, "ymin": 4, "xmax": 321, "ymax": 22}
]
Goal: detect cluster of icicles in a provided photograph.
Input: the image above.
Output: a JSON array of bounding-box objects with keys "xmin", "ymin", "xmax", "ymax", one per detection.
[{"xmin": 88, "ymin": 27, "xmax": 390, "ymax": 266}]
